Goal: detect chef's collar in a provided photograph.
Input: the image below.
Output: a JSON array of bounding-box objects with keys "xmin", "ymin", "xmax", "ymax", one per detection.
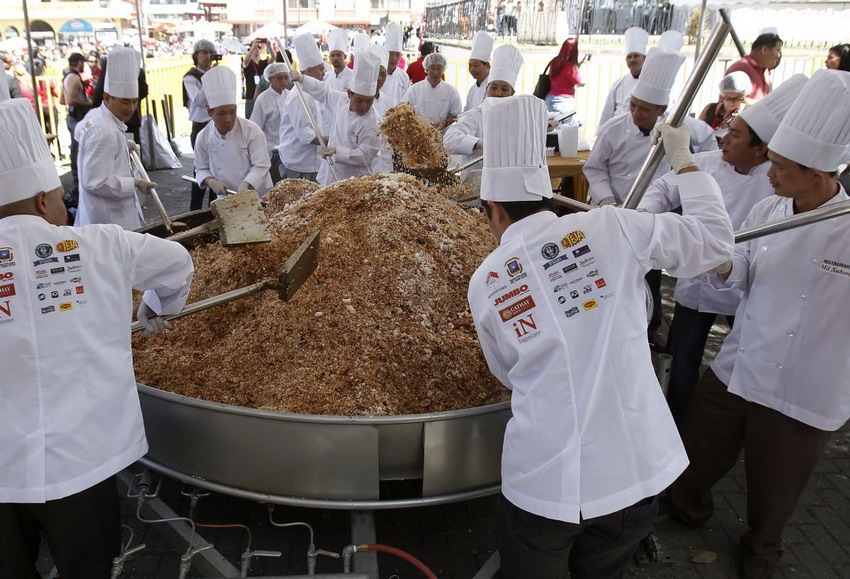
[
  {"xmin": 102, "ymin": 104, "xmax": 128, "ymax": 131},
  {"xmin": 498, "ymin": 210, "xmax": 557, "ymax": 245},
  {"xmin": 638, "ymin": 126, "xmax": 652, "ymax": 137}
]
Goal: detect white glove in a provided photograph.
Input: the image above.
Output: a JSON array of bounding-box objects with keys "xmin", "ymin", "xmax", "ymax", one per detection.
[
  {"xmin": 133, "ymin": 178, "xmax": 157, "ymax": 195},
  {"xmin": 652, "ymin": 122, "xmax": 697, "ymax": 173},
  {"xmin": 288, "ymin": 69, "xmax": 302, "ymax": 83},
  {"xmin": 320, "ymin": 146, "xmax": 336, "ymax": 159},
  {"xmin": 127, "ymin": 139, "xmax": 140, "ymax": 155},
  {"xmin": 237, "ymin": 181, "xmax": 254, "ymax": 194},
  {"xmin": 205, "ymin": 178, "xmax": 228, "ymax": 196},
  {"xmin": 598, "ymin": 196, "xmax": 618, "ymax": 207},
  {"xmin": 136, "ymin": 302, "xmax": 171, "ymax": 337}
]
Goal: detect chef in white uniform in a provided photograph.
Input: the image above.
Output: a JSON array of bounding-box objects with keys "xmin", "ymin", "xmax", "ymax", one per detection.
[
  {"xmin": 467, "ymin": 94, "xmax": 733, "ymax": 578},
  {"xmin": 325, "ymin": 29, "xmax": 354, "ymax": 94},
  {"xmin": 249, "ymin": 62, "xmax": 289, "ymax": 183},
  {"xmin": 74, "ymin": 46, "xmax": 155, "ymax": 230},
  {"xmin": 640, "ymin": 74, "xmax": 808, "ymax": 423},
  {"xmin": 278, "ymin": 33, "xmax": 326, "ymax": 183},
  {"xmin": 444, "ymin": 44, "xmax": 523, "ymax": 180},
  {"xmin": 0, "ymin": 98, "xmax": 194, "ymax": 579},
  {"xmin": 598, "ymin": 26, "xmax": 648, "ymax": 129},
  {"xmin": 381, "ymin": 24, "xmax": 410, "ymax": 104},
  {"xmin": 465, "ymin": 31, "xmax": 493, "ymax": 112},
  {"xmin": 370, "ymin": 46, "xmax": 395, "ymax": 174},
  {"xmin": 401, "ymin": 52, "xmax": 463, "ymax": 132},
  {"xmin": 289, "ymin": 47, "xmax": 381, "ymax": 186},
  {"xmin": 667, "ymin": 69, "xmax": 850, "ymax": 579},
  {"xmin": 585, "ymin": 46, "xmax": 717, "ymax": 207},
  {"xmin": 195, "ymin": 66, "xmax": 272, "ymax": 200}
]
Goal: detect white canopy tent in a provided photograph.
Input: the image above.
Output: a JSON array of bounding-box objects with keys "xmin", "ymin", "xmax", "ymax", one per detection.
[
  {"xmin": 248, "ymin": 22, "xmax": 291, "ymax": 41},
  {"xmin": 294, "ymin": 19, "xmax": 338, "ymax": 36}
]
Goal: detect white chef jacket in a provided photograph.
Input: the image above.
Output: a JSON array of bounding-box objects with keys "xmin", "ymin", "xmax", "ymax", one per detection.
[
  {"xmin": 639, "ymin": 150, "xmax": 774, "ymax": 315},
  {"xmin": 371, "ymin": 92, "xmax": 395, "ymax": 174},
  {"xmin": 249, "ymin": 86, "xmax": 288, "ymax": 157},
  {"xmin": 598, "ymin": 74, "xmax": 639, "ymax": 129},
  {"xmin": 585, "ymin": 113, "xmax": 717, "ymax": 205},
  {"xmin": 183, "ymin": 68, "xmax": 208, "ymax": 123},
  {"xmin": 300, "ymin": 75, "xmax": 380, "ymax": 186},
  {"xmin": 710, "ymin": 188, "xmax": 850, "ymax": 431},
  {"xmin": 278, "ymin": 88, "xmax": 323, "ymax": 173},
  {"xmin": 322, "ymin": 67, "xmax": 354, "ymax": 134},
  {"xmin": 194, "ymin": 117, "xmax": 272, "ymax": 199},
  {"xmin": 0, "ymin": 215, "xmax": 193, "ymax": 502},
  {"xmin": 443, "ymin": 104, "xmax": 484, "ymax": 180},
  {"xmin": 325, "ymin": 66, "xmax": 354, "ymax": 93},
  {"xmin": 401, "ymin": 79, "xmax": 463, "ymax": 127},
  {"xmin": 468, "ymin": 172, "xmax": 733, "ymax": 523},
  {"xmin": 74, "ymin": 105, "xmax": 143, "ymax": 231},
  {"xmin": 381, "ymin": 68, "xmax": 411, "ymax": 104},
  {"xmin": 465, "ymin": 74, "xmax": 489, "ymax": 112}
]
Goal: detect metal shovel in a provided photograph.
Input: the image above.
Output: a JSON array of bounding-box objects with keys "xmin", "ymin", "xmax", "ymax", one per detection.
[
  {"xmin": 128, "ymin": 148, "xmax": 187, "ymax": 235},
  {"xmin": 168, "ymin": 177, "xmax": 272, "ymax": 246},
  {"xmin": 131, "ymin": 231, "xmax": 320, "ymax": 334}
]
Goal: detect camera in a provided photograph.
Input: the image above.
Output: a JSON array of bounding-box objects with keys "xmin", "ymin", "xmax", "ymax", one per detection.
[{"xmin": 210, "ymin": 53, "xmax": 222, "ymax": 61}]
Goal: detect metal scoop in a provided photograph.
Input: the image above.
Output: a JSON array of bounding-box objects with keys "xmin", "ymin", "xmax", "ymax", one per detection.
[
  {"xmin": 131, "ymin": 231, "xmax": 320, "ymax": 333},
  {"xmin": 168, "ymin": 177, "xmax": 273, "ymax": 246}
]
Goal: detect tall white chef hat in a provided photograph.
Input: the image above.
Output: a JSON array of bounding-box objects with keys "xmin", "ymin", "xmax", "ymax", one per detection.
[
  {"xmin": 631, "ymin": 47, "xmax": 685, "ymax": 106},
  {"xmin": 769, "ymin": 69, "xmax": 850, "ymax": 172},
  {"xmin": 294, "ymin": 33, "xmax": 324, "ymax": 69},
  {"xmin": 738, "ymin": 73, "xmax": 807, "ymax": 143},
  {"xmin": 350, "ymin": 48, "xmax": 380, "ymax": 97},
  {"xmin": 202, "ymin": 66, "xmax": 238, "ymax": 109},
  {"xmin": 624, "ymin": 27, "xmax": 649, "ymax": 56},
  {"xmin": 385, "ymin": 23, "xmax": 403, "ymax": 52},
  {"xmin": 0, "ymin": 73, "xmax": 9, "ymax": 103},
  {"xmin": 469, "ymin": 31, "xmax": 494, "ymax": 63},
  {"xmin": 264, "ymin": 62, "xmax": 288, "ymax": 81},
  {"xmin": 658, "ymin": 30, "xmax": 684, "ymax": 52},
  {"xmin": 0, "ymin": 99, "xmax": 62, "ymax": 205},
  {"xmin": 481, "ymin": 95, "xmax": 552, "ymax": 202},
  {"xmin": 104, "ymin": 46, "xmax": 141, "ymax": 99},
  {"xmin": 372, "ymin": 45, "xmax": 389, "ymax": 70},
  {"xmin": 328, "ymin": 29, "xmax": 349, "ymax": 54},
  {"xmin": 488, "ymin": 45, "xmax": 524, "ymax": 89},
  {"xmin": 353, "ymin": 32, "xmax": 371, "ymax": 54}
]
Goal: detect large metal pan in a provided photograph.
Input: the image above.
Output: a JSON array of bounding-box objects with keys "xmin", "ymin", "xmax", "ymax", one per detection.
[{"xmin": 137, "ymin": 384, "xmax": 510, "ymax": 510}]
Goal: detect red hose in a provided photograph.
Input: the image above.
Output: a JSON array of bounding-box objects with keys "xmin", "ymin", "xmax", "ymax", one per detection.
[{"xmin": 362, "ymin": 544, "xmax": 438, "ymax": 579}]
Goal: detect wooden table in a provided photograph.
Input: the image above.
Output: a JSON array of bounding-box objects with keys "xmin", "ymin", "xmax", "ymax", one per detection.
[{"xmin": 547, "ymin": 150, "xmax": 590, "ymax": 204}]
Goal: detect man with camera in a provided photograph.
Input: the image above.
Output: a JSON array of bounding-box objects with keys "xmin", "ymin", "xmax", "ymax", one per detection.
[{"xmin": 243, "ymin": 38, "xmax": 270, "ymax": 119}]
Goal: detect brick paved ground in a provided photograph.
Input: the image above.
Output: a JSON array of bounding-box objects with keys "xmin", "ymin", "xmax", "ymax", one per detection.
[{"xmin": 39, "ymin": 155, "xmax": 850, "ymax": 578}]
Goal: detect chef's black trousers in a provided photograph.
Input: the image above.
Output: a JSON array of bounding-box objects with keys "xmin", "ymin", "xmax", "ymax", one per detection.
[
  {"xmin": 665, "ymin": 302, "xmax": 733, "ymax": 423},
  {"xmin": 0, "ymin": 475, "xmax": 121, "ymax": 579},
  {"xmin": 666, "ymin": 370, "xmax": 830, "ymax": 578},
  {"xmin": 495, "ymin": 493, "xmax": 657, "ymax": 579},
  {"xmin": 190, "ymin": 120, "xmax": 214, "ymax": 211}
]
